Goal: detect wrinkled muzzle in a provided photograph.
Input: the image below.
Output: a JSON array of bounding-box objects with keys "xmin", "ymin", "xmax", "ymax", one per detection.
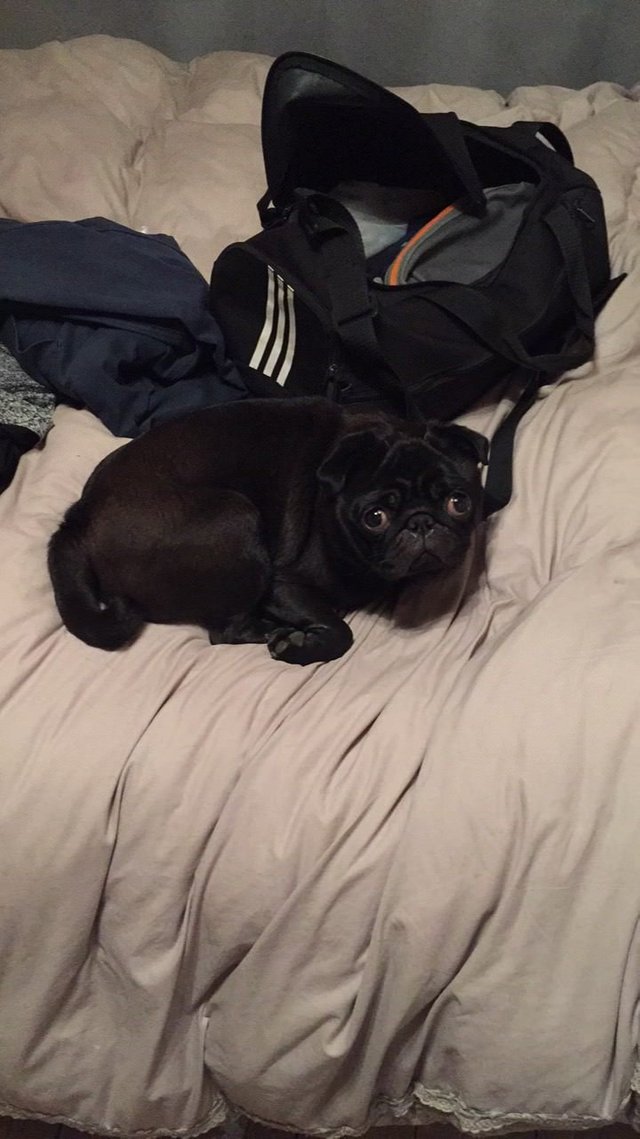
[{"xmin": 379, "ymin": 512, "xmax": 468, "ymax": 579}]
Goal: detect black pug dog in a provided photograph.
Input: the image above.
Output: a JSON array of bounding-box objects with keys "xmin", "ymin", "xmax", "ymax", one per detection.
[{"xmin": 48, "ymin": 397, "xmax": 488, "ymax": 665}]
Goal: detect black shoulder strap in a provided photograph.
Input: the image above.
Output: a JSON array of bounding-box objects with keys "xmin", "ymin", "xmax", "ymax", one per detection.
[
  {"xmin": 482, "ymin": 373, "xmax": 541, "ymax": 517},
  {"xmin": 295, "ymin": 191, "xmax": 405, "ymax": 400},
  {"xmin": 419, "ymin": 113, "xmax": 486, "ymax": 215},
  {"xmin": 507, "ymin": 120, "xmax": 574, "ymax": 164},
  {"xmin": 528, "ymin": 121, "xmax": 574, "ymax": 163}
]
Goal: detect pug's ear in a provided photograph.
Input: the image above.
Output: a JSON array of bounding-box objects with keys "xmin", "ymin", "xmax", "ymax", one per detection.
[
  {"xmin": 425, "ymin": 422, "xmax": 489, "ymax": 468},
  {"xmin": 317, "ymin": 429, "xmax": 391, "ymax": 495}
]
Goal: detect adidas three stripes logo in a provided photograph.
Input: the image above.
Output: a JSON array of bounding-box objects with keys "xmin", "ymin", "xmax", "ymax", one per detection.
[{"xmin": 249, "ymin": 265, "xmax": 297, "ymax": 385}]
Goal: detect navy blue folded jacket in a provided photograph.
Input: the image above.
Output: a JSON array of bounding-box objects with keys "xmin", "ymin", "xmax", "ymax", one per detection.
[{"xmin": 0, "ymin": 216, "xmax": 248, "ymax": 438}]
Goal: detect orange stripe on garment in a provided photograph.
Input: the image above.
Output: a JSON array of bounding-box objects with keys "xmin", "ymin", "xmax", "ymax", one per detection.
[{"xmin": 386, "ymin": 204, "xmax": 456, "ymax": 285}]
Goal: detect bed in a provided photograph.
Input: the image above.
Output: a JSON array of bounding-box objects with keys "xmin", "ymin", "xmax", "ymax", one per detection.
[{"xmin": 1, "ymin": 33, "xmax": 639, "ymax": 1139}]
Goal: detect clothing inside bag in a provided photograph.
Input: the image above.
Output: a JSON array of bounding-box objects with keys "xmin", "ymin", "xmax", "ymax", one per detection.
[{"xmin": 329, "ymin": 180, "xmax": 536, "ymax": 283}]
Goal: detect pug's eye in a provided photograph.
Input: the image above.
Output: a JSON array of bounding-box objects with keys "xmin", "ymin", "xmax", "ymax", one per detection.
[
  {"xmin": 362, "ymin": 507, "xmax": 390, "ymax": 531},
  {"xmin": 445, "ymin": 491, "xmax": 472, "ymax": 520}
]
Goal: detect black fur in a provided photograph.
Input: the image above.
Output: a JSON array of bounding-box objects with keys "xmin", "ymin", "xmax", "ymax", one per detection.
[{"xmin": 48, "ymin": 398, "xmax": 486, "ymax": 665}]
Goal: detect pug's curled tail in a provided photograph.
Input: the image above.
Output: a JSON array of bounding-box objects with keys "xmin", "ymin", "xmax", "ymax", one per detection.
[{"xmin": 48, "ymin": 503, "xmax": 143, "ymax": 650}]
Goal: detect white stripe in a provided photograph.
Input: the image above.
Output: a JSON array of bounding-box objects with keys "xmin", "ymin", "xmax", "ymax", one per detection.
[
  {"xmin": 535, "ymin": 130, "xmax": 556, "ymax": 151},
  {"xmin": 249, "ymin": 265, "xmax": 277, "ymax": 370},
  {"xmin": 262, "ymin": 274, "xmax": 288, "ymax": 377},
  {"xmin": 275, "ymin": 284, "xmax": 296, "ymax": 385}
]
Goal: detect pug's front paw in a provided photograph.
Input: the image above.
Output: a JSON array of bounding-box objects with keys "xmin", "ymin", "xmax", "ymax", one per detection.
[{"xmin": 267, "ymin": 622, "xmax": 353, "ymax": 665}]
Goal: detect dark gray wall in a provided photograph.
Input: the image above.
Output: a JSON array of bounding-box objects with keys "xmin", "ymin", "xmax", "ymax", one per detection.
[{"xmin": 0, "ymin": 0, "xmax": 638, "ymax": 91}]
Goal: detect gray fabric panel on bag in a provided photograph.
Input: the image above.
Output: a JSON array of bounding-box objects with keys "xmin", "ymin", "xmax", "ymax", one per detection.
[{"xmin": 386, "ymin": 183, "xmax": 537, "ymax": 286}]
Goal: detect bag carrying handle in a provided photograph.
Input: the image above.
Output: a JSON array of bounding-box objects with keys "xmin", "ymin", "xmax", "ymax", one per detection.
[
  {"xmin": 417, "ymin": 112, "xmax": 487, "ymax": 215},
  {"xmin": 296, "ymin": 190, "xmax": 406, "ymax": 400},
  {"xmin": 508, "ymin": 120, "xmax": 574, "ymax": 163}
]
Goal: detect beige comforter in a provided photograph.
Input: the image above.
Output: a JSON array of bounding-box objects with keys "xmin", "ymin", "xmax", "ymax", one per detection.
[{"xmin": 1, "ymin": 35, "xmax": 640, "ymax": 1139}]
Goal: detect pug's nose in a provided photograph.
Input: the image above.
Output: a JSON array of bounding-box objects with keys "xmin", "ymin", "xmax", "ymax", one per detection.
[{"xmin": 406, "ymin": 512, "xmax": 433, "ymax": 534}]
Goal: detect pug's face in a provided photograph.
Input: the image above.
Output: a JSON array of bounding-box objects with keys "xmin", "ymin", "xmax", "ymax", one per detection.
[{"xmin": 317, "ymin": 422, "xmax": 487, "ymax": 581}]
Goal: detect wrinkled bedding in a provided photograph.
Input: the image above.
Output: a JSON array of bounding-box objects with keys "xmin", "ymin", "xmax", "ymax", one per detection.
[{"xmin": 1, "ymin": 35, "xmax": 640, "ymax": 1139}]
